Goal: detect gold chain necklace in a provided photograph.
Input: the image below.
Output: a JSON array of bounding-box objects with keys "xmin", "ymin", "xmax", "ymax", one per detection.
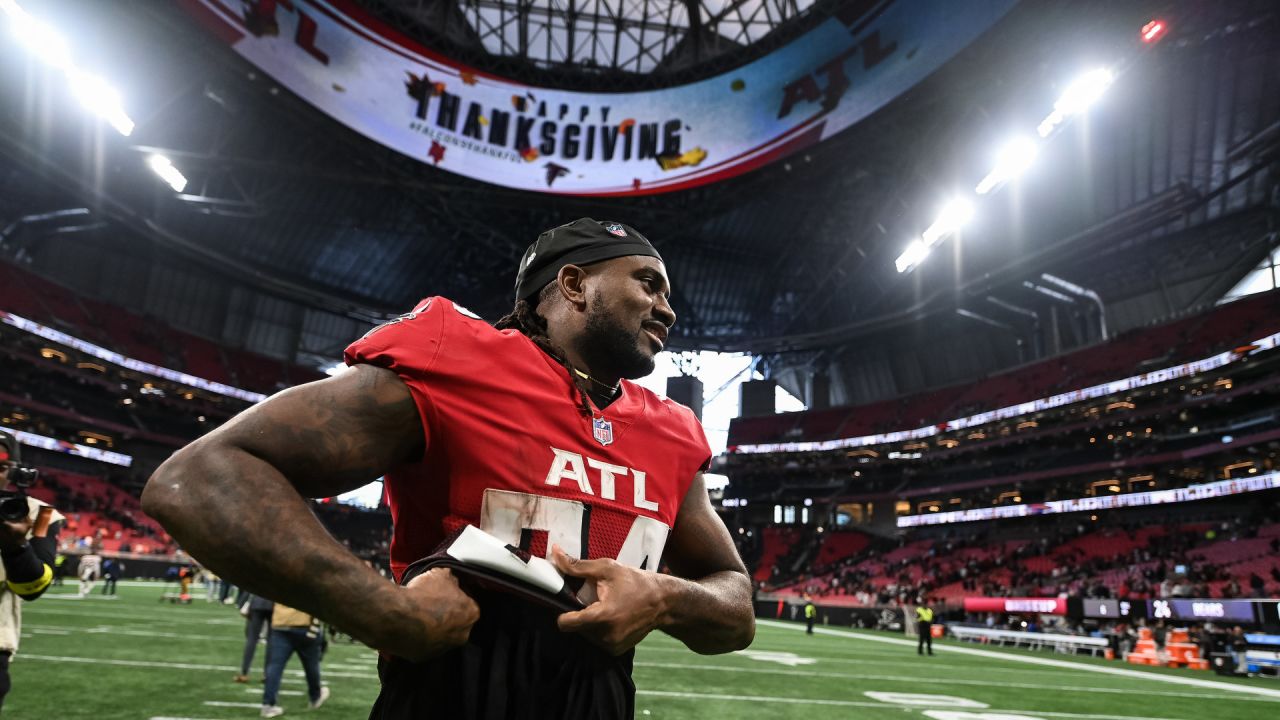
[{"xmin": 572, "ymin": 367, "xmax": 620, "ymax": 402}]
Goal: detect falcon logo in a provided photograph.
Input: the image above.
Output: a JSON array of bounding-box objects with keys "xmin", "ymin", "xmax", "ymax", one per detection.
[{"xmin": 603, "ymin": 223, "xmax": 627, "ymax": 237}]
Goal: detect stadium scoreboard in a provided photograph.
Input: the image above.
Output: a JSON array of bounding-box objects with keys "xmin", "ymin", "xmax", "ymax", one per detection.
[
  {"xmin": 1081, "ymin": 599, "xmax": 1136, "ymax": 619},
  {"xmin": 1148, "ymin": 599, "xmax": 1257, "ymax": 623},
  {"xmin": 1072, "ymin": 597, "xmax": 1280, "ymax": 625}
]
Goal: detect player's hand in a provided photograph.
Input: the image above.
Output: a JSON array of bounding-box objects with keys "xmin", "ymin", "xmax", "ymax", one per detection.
[
  {"xmin": 551, "ymin": 545, "xmax": 669, "ymax": 655},
  {"xmin": 384, "ymin": 567, "xmax": 480, "ymax": 662},
  {"xmin": 0, "ymin": 515, "xmax": 33, "ymax": 551}
]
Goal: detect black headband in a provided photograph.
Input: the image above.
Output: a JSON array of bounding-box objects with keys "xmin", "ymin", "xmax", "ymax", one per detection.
[{"xmin": 514, "ymin": 218, "xmax": 662, "ymax": 302}]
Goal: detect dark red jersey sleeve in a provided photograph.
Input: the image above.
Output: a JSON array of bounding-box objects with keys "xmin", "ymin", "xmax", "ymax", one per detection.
[{"xmin": 343, "ymin": 297, "xmax": 448, "ymax": 453}]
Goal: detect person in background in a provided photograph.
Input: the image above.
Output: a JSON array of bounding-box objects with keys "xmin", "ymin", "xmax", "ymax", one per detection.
[
  {"xmin": 0, "ymin": 431, "xmax": 65, "ymax": 712},
  {"xmin": 916, "ymin": 600, "xmax": 935, "ymax": 656},
  {"xmin": 52, "ymin": 552, "xmax": 66, "ymax": 586},
  {"xmin": 236, "ymin": 593, "xmax": 274, "ymax": 684},
  {"xmin": 1228, "ymin": 626, "xmax": 1248, "ymax": 674},
  {"xmin": 1152, "ymin": 619, "xmax": 1168, "ymax": 660},
  {"xmin": 178, "ymin": 563, "xmax": 195, "ymax": 601},
  {"xmin": 261, "ymin": 600, "xmax": 330, "ymax": 717},
  {"xmin": 101, "ymin": 557, "xmax": 120, "ymax": 595},
  {"xmin": 804, "ymin": 594, "xmax": 816, "ymax": 635},
  {"xmin": 78, "ymin": 543, "xmax": 102, "ymax": 597},
  {"xmin": 1196, "ymin": 623, "xmax": 1215, "ymax": 664}
]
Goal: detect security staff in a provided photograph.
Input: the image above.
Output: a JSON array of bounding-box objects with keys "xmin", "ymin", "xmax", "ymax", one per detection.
[
  {"xmin": 916, "ymin": 600, "xmax": 935, "ymax": 656},
  {"xmin": 0, "ymin": 432, "xmax": 64, "ymax": 711},
  {"xmin": 804, "ymin": 595, "xmax": 817, "ymax": 635}
]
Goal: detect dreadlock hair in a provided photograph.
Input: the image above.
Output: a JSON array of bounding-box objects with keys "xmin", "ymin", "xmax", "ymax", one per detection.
[{"xmin": 494, "ymin": 285, "xmax": 594, "ymax": 417}]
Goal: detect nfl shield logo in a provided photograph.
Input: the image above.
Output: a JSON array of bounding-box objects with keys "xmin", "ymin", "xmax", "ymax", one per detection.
[
  {"xmin": 603, "ymin": 222, "xmax": 627, "ymax": 237},
  {"xmin": 592, "ymin": 417, "xmax": 614, "ymax": 446}
]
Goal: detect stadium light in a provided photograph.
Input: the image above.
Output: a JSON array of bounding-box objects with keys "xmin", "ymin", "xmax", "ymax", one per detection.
[
  {"xmin": 69, "ymin": 69, "xmax": 135, "ymax": 136},
  {"xmin": 975, "ymin": 137, "xmax": 1038, "ymax": 195},
  {"xmin": 921, "ymin": 198, "xmax": 975, "ymax": 245},
  {"xmin": 896, "ymin": 199, "xmax": 975, "ymax": 273},
  {"xmin": 1037, "ymin": 68, "xmax": 1115, "ymax": 138},
  {"xmin": 2, "ymin": 0, "xmax": 72, "ymax": 70},
  {"xmin": 895, "ymin": 239, "xmax": 931, "ymax": 273},
  {"xmin": 147, "ymin": 154, "xmax": 187, "ymax": 192},
  {"xmin": 1, "ymin": 0, "xmax": 135, "ymax": 136}
]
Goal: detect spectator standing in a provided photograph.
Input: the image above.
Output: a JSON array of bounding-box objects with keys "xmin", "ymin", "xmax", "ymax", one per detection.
[
  {"xmin": 0, "ymin": 433, "xmax": 65, "ymax": 712},
  {"xmin": 1195, "ymin": 623, "xmax": 1215, "ymax": 663},
  {"xmin": 100, "ymin": 558, "xmax": 120, "ymax": 595},
  {"xmin": 52, "ymin": 553, "xmax": 66, "ymax": 586},
  {"xmin": 261, "ymin": 602, "xmax": 329, "ymax": 717},
  {"xmin": 1152, "ymin": 620, "xmax": 1168, "ymax": 660},
  {"xmin": 235, "ymin": 594, "xmax": 274, "ymax": 684},
  {"xmin": 916, "ymin": 601, "xmax": 935, "ymax": 656},
  {"xmin": 1228, "ymin": 626, "xmax": 1248, "ymax": 674},
  {"xmin": 78, "ymin": 546, "xmax": 102, "ymax": 597}
]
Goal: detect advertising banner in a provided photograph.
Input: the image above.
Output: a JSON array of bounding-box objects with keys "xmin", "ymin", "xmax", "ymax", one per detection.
[
  {"xmin": 1, "ymin": 428, "xmax": 133, "ymax": 468},
  {"xmin": 896, "ymin": 472, "xmax": 1280, "ymax": 528},
  {"xmin": 181, "ymin": 0, "xmax": 1017, "ymax": 195},
  {"xmin": 1148, "ymin": 599, "xmax": 1258, "ymax": 624},
  {"xmin": 963, "ymin": 597, "xmax": 1066, "ymax": 615},
  {"xmin": 1, "ymin": 310, "xmax": 266, "ymax": 403}
]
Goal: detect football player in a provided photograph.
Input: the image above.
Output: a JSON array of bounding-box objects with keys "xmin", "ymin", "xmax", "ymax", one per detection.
[{"xmin": 144, "ymin": 218, "xmax": 755, "ymax": 718}]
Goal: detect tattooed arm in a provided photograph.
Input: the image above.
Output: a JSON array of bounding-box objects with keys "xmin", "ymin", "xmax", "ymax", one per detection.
[{"xmin": 142, "ymin": 365, "xmax": 478, "ymax": 660}]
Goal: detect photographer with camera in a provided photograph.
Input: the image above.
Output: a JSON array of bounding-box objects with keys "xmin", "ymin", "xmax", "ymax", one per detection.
[{"xmin": 0, "ymin": 431, "xmax": 64, "ymax": 712}]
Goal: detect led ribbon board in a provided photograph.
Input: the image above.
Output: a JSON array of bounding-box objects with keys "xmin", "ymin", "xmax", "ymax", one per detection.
[
  {"xmin": 896, "ymin": 471, "xmax": 1280, "ymax": 528},
  {"xmin": 0, "ymin": 428, "xmax": 133, "ymax": 467},
  {"xmin": 963, "ymin": 597, "xmax": 1067, "ymax": 615},
  {"xmin": 734, "ymin": 329, "xmax": 1280, "ymax": 454},
  {"xmin": 1, "ymin": 310, "xmax": 267, "ymax": 403},
  {"xmin": 180, "ymin": 0, "xmax": 1017, "ymax": 196}
]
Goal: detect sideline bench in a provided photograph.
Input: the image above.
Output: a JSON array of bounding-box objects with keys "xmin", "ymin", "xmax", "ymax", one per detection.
[{"xmin": 949, "ymin": 626, "xmax": 1110, "ymax": 656}]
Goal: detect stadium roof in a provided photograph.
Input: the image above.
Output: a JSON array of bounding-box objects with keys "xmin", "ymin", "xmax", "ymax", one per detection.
[
  {"xmin": 1, "ymin": 0, "xmax": 1278, "ymax": 398},
  {"xmin": 359, "ymin": 0, "xmax": 831, "ymax": 84}
]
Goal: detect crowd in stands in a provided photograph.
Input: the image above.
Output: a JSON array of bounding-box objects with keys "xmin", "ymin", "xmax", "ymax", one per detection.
[
  {"xmin": 0, "ymin": 259, "xmax": 322, "ymax": 395},
  {"xmin": 756, "ymin": 503, "xmax": 1280, "ymax": 609},
  {"xmin": 23, "ymin": 467, "xmax": 173, "ymax": 554}
]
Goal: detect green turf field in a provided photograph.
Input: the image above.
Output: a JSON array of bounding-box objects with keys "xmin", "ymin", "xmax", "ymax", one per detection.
[{"xmin": 9, "ymin": 582, "xmax": 1279, "ymax": 719}]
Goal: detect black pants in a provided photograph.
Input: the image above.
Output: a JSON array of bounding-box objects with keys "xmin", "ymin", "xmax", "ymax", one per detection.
[
  {"xmin": 806, "ymin": 615, "xmax": 815, "ymax": 634},
  {"xmin": 242, "ymin": 609, "xmax": 273, "ymax": 676},
  {"xmin": 0, "ymin": 650, "xmax": 11, "ymax": 712},
  {"xmin": 371, "ymin": 592, "xmax": 633, "ymax": 720},
  {"xmin": 917, "ymin": 621, "xmax": 933, "ymax": 654},
  {"xmin": 102, "ymin": 576, "xmax": 118, "ymax": 595}
]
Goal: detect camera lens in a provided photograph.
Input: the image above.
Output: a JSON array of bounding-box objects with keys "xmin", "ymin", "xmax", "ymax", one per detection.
[{"xmin": 0, "ymin": 493, "xmax": 28, "ymax": 522}]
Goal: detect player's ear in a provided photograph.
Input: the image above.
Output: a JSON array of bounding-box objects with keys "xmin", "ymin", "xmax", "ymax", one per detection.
[{"xmin": 555, "ymin": 264, "xmax": 589, "ymax": 310}]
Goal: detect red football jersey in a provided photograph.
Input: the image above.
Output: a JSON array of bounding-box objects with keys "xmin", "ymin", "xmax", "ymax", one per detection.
[{"xmin": 344, "ymin": 297, "xmax": 710, "ymax": 582}]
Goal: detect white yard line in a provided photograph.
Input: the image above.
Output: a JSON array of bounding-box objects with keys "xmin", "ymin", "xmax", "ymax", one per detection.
[
  {"xmin": 758, "ymin": 620, "xmax": 1280, "ymax": 700},
  {"xmin": 18, "ymin": 654, "xmax": 376, "ymax": 680},
  {"xmin": 637, "ymin": 644, "xmax": 1128, "ymax": 679},
  {"xmin": 202, "ymin": 701, "xmax": 262, "ymax": 708},
  {"xmin": 636, "ymin": 690, "xmax": 1183, "ymax": 720},
  {"xmin": 632, "ymin": 661, "xmax": 1277, "ymax": 703},
  {"xmin": 26, "ymin": 606, "xmax": 232, "ymax": 623}
]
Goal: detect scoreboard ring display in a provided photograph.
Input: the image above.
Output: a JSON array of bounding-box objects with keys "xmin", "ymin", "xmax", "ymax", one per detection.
[{"xmin": 1074, "ymin": 598, "xmax": 1280, "ymax": 626}]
